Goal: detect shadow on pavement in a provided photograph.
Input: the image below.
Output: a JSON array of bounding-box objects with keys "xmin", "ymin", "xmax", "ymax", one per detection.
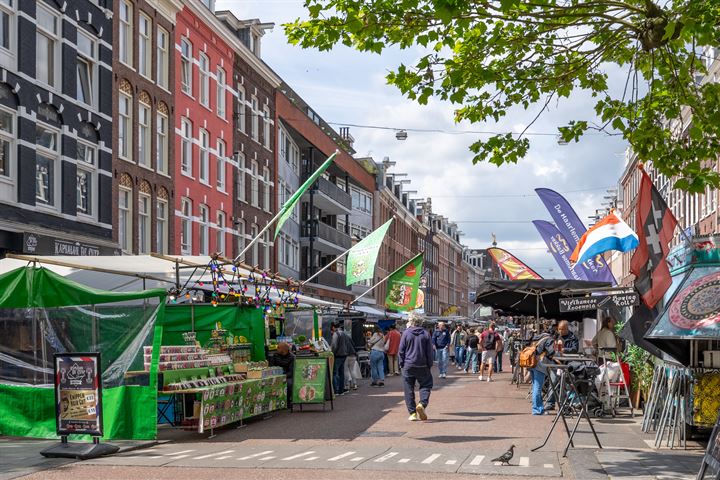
[
  {"xmin": 446, "ymin": 411, "xmax": 520, "ymax": 417},
  {"xmin": 417, "ymin": 435, "xmax": 520, "ymax": 444},
  {"xmin": 597, "ymin": 449, "xmax": 705, "ymax": 478}
]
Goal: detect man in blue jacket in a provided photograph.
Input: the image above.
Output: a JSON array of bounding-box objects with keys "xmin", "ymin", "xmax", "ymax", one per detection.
[
  {"xmin": 399, "ymin": 312, "xmax": 434, "ymax": 421},
  {"xmin": 432, "ymin": 321, "xmax": 451, "ymax": 378}
]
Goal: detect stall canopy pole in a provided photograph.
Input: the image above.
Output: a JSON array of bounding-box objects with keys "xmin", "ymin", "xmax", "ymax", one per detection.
[
  {"xmin": 301, "ymin": 248, "xmax": 350, "ymax": 286},
  {"xmin": 349, "ymin": 268, "xmax": 396, "ymax": 307},
  {"xmin": 536, "ymin": 293, "xmax": 540, "ymax": 331}
]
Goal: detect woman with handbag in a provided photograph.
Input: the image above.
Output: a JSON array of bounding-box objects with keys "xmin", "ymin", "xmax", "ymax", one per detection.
[{"xmin": 368, "ymin": 327, "xmax": 386, "ymax": 387}]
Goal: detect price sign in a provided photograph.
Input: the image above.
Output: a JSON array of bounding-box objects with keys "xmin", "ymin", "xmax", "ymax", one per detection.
[{"xmin": 54, "ymin": 353, "xmax": 103, "ymax": 436}]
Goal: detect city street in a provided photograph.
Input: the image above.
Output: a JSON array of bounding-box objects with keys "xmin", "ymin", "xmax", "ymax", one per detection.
[{"xmin": 5, "ymin": 360, "xmax": 706, "ymax": 480}]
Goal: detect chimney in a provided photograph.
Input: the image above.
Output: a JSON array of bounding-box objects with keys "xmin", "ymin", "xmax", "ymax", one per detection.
[{"xmin": 339, "ymin": 127, "xmax": 355, "ymax": 149}]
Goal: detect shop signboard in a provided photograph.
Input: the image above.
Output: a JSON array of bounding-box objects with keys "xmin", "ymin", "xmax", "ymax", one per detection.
[
  {"xmin": 54, "ymin": 353, "xmax": 103, "ymax": 436},
  {"xmin": 23, "ymin": 232, "xmax": 121, "ymax": 256},
  {"xmin": 292, "ymin": 357, "xmax": 328, "ymax": 405},
  {"xmin": 559, "ymin": 293, "xmax": 639, "ymax": 313}
]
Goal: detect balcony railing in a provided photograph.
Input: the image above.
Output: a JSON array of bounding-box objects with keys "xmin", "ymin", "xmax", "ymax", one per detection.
[
  {"xmin": 303, "ymin": 174, "xmax": 352, "ymax": 211},
  {"xmin": 303, "ymin": 268, "xmax": 350, "ymax": 291},
  {"xmin": 301, "ymin": 220, "xmax": 352, "ymax": 250}
]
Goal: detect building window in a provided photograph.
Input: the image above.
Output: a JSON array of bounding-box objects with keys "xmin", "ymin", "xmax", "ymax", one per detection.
[
  {"xmin": 263, "ymin": 230, "xmax": 270, "ymax": 270},
  {"xmin": 156, "ymin": 198, "xmax": 168, "ymax": 254},
  {"xmin": 138, "ymin": 193, "xmax": 151, "ymax": 253},
  {"xmin": 351, "ymin": 189, "xmax": 372, "ymax": 214},
  {"xmin": 262, "ymin": 105, "xmax": 271, "ymax": 149},
  {"xmin": 0, "ymin": 0, "xmax": 13, "ymax": 56},
  {"xmin": 180, "ymin": 38, "xmax": 192, "ymax": 95},
  {"xmin": 76, "ymin": 141, "xmax": 95, "ymax": 216},
  {"xmin": 119, "ymin": 1, "xmax": 132, "ymax": 66},
  {"xmin": 138, "ymin": 14, "xmax": 151, "ymax": 78},
  {"xmin": 118, "ymin": 91, "xmax": 132, "ymax": 160},
  {"xmin": 216, "ymin": 139, "xmax": 226, "ymax": 192},
  {"xmin": 157, "ymin": 27, "xmax": 169, "ymax": 89},
  {"xmin": 236, "ymin": 219, "xmax": 245, "ymax": 261},
  {"xmin": 199, "ymin": 129, "xmax": 209, "ymax": 183},
  {"xmin": 237, "ymin": 85, "xmax": 245, "ymax": 133},
  {"xmin": 250, "ymin": 161, "xmax": 258, "ymax": 207},
  {"xmin": 199, "ymin": 204, "xmax": 209, "ymax": 254},
  {"xmin": 36, "ymin": 124, "xmax": 58, "ymax": 207},
  {"xmin": 216, "ymin": 67, "xmax": 226, "ymax": 118},
  {"xmin": 236, "ymin": 152, "xmax": 245, "ymax": 202},
  {"xmin": 156, "ymin": 111, "xmax": 168, "ymax": 174},
  {"xmin": 36, "ymin": 4, "xmax": 59, "ymax": 88},
  {"xmin": 263, "ymin": 167, "xmax": 271, "ymax": 211},
  {"xmin": 251, "ymin": 96, "xmax": 259, "ymax": 141},
  {"xmin": 216, "ymin": 210, "xmax": 226, "ymax": 255},
  {"xmin": 199, "ymin": 53, "xmax": 209, "ymax": 107},
  {"xmin": 181, "ymin": 117, "xmax": 192, "ymax": 175},
  {"xmin": 250, "ymin": 223, "xmax": 258, "ymax": 266},
  {"xmin": 119, "ymin": 187, "xmax": 132, "ymax": 252},
  {"xmin": 138, "ymin": 99, "xmax": 151, "ymax": 167},
  {"xmin": 181, "ymin": 198, "xmax": 192, "ymax": 254},
  {"xmin": 76, "ymin": 30, "xmax": 96, "ymax": 106},
  {"xmin": 0, "ymin": 108, "xmax": 13, "ymax": 178}
]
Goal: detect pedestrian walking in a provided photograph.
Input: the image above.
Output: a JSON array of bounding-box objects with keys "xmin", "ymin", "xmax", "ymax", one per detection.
[
  {"xmin": 331, "ymin": 323, "xmax": 351, "ymax": 395},
  {"xmin": 399, "ymin": 312, "xmax": 434, "ymax": 421},
  {"xmin": 479, "ymin": 323, "xmax": 499, "ymax": 382},
  {"xmin": 368, "ymin": 327, "xmax": 386, "ymax": 387},
  {"xmin": 494, "ymin": 331, "xmax": 504, "ymax": 373},
  {"xmin": 343, "ymin": 332, "xmax": 360, "ymax": 391},
  {"xmin": 385, "ymin": 324, "xmax": 402, "ymax": 375},
  {"xmin": 432, "ymin": 321, "xmax": 451, "ymax": 378},
  {"xmin": 464, "ymin": 328, "xmax": 480, "ymax": 373},
  {"xmin": 451, "ymin": 324, "xmax": 466, "ymax": 368},
  {"xmin": 530, "ymin": 329, "xmax": 557, "ymax": 415}
]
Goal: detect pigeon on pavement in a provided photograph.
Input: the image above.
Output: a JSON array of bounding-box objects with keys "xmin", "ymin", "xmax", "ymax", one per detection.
[{"xmin": 491, "ymin": 445, "xmax": 515, "ymax": 466}]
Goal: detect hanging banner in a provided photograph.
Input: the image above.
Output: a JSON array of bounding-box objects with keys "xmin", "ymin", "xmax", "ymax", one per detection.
[
  {"xmin": 532, "ymin": 220, "xmax": 588, "ymax": 281},
  {"xmin": 385, "ymin": 253, "xmax": 424, "ymax": 311},
  {"xmin": 54, "ymin": 353, "xmax": 103, "ymax": 436},
  {"xmin": 346, "ymin": 219, "xmax": 393, "ymax": 285},
  {"xmin": 487, "ymin": 247, "xmax": 542, "ymax": 280},
  {"xmin": 535, "ymin": 188, "xmax": 617, "ymax": 285}
]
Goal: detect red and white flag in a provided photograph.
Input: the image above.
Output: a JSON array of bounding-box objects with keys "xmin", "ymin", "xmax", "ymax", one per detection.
[{"xmin": 630, "ymin": 168, "xmax": 678, "ymax": 308}]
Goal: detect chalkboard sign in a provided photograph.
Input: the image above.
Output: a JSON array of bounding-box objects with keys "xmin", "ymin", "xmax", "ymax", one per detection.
[
  {"xmin": 697, "ymin": 411, "xmax": 720, "ymax": 479},
  {"xmin": 292, "ymin": 356, "xmax": 332, "ymax": 408},
  {"xmin": 54, "ymin": 353, "xmax": 103, "ymax": 436}
]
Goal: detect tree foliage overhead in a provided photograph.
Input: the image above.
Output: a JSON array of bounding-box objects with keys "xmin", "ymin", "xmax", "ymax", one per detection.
[{"xmin": 285, "ymin": 0, "xmax": 720, "ymax": 192}]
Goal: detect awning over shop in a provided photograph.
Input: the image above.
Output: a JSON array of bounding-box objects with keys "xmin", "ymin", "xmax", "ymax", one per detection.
[{"xmin": 646, "ymin": 265, "xmax": 720, "ymax": 365}]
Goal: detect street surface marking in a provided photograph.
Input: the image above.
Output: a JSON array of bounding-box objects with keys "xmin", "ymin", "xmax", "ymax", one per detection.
[
  {"xmin": 350, "ymin": 457, "xmax": 364, "ymax": 462},
  {"xmin": 216, "ymin": 456, "xmax": 232, "ymax": 460},
  {"xmin": 446, "ymin": 460, "xmax": 457, "ymax": 465},
  {"xmin": 469, "ymin": 455, "xmax": 485, "ymax": 466},
  {"xmin": 544, "ymin": 464, "xmax": 554, "ymax": 468},
  {"xmin": 494, "ymin": 462, "xmax": 502, "ymax": 466},
  {"xmin": 282, "ymin": 451, "xmax": 315, "ymax": 461},
  {"xmin": 374, "ymin": 452, "xmax": 398, "ymax": 462},
  {"xmin": 238, "ymin": 450, "xmax": 273, "ymax": 460},
  {"xmin": 147, "ymin": 456, "xmax": 162, "ymax": 459},
  {"xmin": 305, "ymin": 456, "xmax": 319, "ymax": 461},
  {"xmin": 328, "ymin": 451, "xmax": 356, "ymax": 462},
  {"xmin": 259, "ymin": 456, "xmax": 276, "ymax": 461},
  {"xmin": 193, "ymin": 450, "xmax": 234, "ymax": 460},
  {"xmin": 519, "ymin": 456, "xmax": 530, "ymax": 467},
  {"xmin": 168, "ymin": 455, "xmax": 189, "ymax": 460},
  {"xmin": 165, "ymin": 450, "xmax": 194, "ymax": 456},
  {"xmin": 422, "ymin": 454, "xmax": 442, "ymax": 464},
  {"xmin": 398, "ymin": 458, "xmax": 410, "ymax": 464}
]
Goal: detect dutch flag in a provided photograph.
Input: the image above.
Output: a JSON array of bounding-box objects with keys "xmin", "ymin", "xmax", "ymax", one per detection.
[{"xmin": 570, "ymin": 211, "xmax": 639, "ymax": 265}]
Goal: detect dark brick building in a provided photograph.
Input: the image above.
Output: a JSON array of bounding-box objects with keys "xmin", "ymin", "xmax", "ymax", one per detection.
[{"xmin": 0, "ymin": 0, "xmax": 118, "ymax": 256}]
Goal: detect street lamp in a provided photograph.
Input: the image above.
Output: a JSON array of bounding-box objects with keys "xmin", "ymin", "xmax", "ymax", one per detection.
[{"xmin": 396, "ymin": 130, "xmax": 408, "ymax": 141}]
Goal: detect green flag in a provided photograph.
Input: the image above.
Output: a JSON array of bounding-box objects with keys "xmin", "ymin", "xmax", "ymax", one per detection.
[
  {"xmin": 274, "ymin": 151, "xmax": 338, "ymax": 239},
  {"xmin": 385, "ymin": 253, "xmax": 424, "ymax": 312},
  {"xmin": 346, "ymin": 219, "xmax": 393, "ymax": 286}
]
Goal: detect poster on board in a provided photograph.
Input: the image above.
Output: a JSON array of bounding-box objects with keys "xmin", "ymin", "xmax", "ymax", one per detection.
[
  {"xmin": 292, "ymin": 357, "xmax": 328, "ymax": 405},
  {"xmin": 54, "ymin": 353, "xmax": 103, "ymax": 436}
]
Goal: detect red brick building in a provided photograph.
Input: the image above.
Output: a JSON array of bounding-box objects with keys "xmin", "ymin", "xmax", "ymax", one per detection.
[{"xmin": 174, "ymin": 3, "xmax": 235, "ymax": 256}]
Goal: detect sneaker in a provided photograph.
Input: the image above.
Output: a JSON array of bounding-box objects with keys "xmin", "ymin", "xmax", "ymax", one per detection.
[
  {"xmin": 478, "ymin": 375, "xmax": 484, "ymax": 381},
  {"xmin": 463, "ymin": 369, "xmax": 468, "ymax": 374},
  {"xmin": 487, "ymin": 377, "xmax": 493, "ymax": 383},
  {"xmin": 415, "ymin": 403, "xmax": 428, "ymax": 421},
  {"xmin": 378, "ymin": 382, "xmax": 385, "ymax": 387},
  {"xmin": 546, "ymin": 404, "xmax": 555, "ymax": 411},
  {"xmin": 370, "ymin": 382, "xmax": 378, "ymax": 387},
  {"xmin": 352, "ymin": 384, "xmax": 358, "ymax": 390},
  {"xmin": 408, "ymin": 413, "xmax": 419, "ymax": 421}
]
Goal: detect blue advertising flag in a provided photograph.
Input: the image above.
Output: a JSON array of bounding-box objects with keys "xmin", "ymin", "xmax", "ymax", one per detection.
[
  {"xmin": 532, "ymin": 220, "xmax": 589, "ymax": 281},
  {"xmin": 535, "ymin": 188, "xmax": 617, "ymax": 285}
]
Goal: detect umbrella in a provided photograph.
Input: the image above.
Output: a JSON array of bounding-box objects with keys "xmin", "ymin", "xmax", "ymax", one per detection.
[
  {"xmin": 645, "ymin": 265, "xmax": 720, "ymax": 366},
  {"xmin": 474, "ymin": 279, "xmax": 612, "ymax": 322}
]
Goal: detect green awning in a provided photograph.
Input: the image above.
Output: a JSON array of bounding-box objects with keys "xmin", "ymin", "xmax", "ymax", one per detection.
[{"xmin": 0, "ymin": 266, "xmax": 166, "ymax": 308}]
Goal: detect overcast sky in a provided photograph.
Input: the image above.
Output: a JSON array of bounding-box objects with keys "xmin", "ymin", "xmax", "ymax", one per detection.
[{"xmin": 216, "ymin": 0, "xmax": 630, "ymax": 277}]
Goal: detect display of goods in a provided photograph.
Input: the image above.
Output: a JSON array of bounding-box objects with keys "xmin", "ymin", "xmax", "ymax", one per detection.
[
  {"xmin": 144, "ymin": 345, "xmax": 203, "ymax": 354},
  {"xmin": 693, "ymin": 371, "xmax": 720, "ymax": 427},
  {"xmin": 149, "ymin": 360, "xmax": 212, "ymax": 371},
  {"xmin": 144, "ymin": 353, "xmax": 207, "ymax": 363},
  {"xmin": 228, "ymin": 344, "xmax": 253, "ymax": 363},
  {"xmin": 206, "ymin": 354, "xmax": 233, "ymax": 366},
  {"xmin": 247, "ymin": 367, "xmax": 284, "ymax": 379},
  {"xmin": 164, "ymin": 374, "xmax": 249, "ymax": 391}
]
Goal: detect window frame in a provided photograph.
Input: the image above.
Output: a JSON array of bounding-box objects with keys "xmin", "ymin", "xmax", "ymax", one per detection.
[
  {"xmin": 199, "ymin": 128, "xmax": 209, "ymax": 184},
  {"xmin": 0, "ymin": 0, "xmax": 15, "ymax": 69},
  {"xmin": 198, "ymin": 204, "xmax": 210, "ymax": 255},
  {"xmin": 35, "ymin": 123, "xmax": 60, "ymax": 209},
  {"xmin": 118, "ymin": 90, "xmax": 132, "ymax": 160},
  {"xmin": 237, "ymin": 84, "xmax": 246, "ymax": 134},
  {"xmin": 76, "ymin": 29, "xmax": 97, "ymax": 107},
  {"xmin": 251, "ymin": 96, "xmax": 259, "ymax": 141},
  {"xmin": 216, "ymin": 210, "xmax": 226, "ymax": 255},
  {"xmin": 118, "ymin": 0, "xmax": 133, "ymax": 67},
  {"xmin": 75, "ymin": 139, "xmax": 96, "ymax": 218},
  {"xmin": 35, "ymin": 3, "xmax": 60, "ymax": 89},
  {"xmin": 198, "ymin": 53, "xmax": 210, "ymax": 107},
  {"xmin": 156, "ymin": 197, "xmax": 168, "ymax": 254},
  {"xmin": 180, "ymin": 117, "xmax": 192, "ymax": 176},
  {"xmin": 236, "ymin": 219, "xmax": 246, "ymax": 262},
  {"xmin": 156, "ymin": 26, "xmax": 169, "ymax": 89},
  {"xmin": 180, "ymin": 37, "xmax": 193, "ymax": 95},
  {"xmin": 262, "ymin": 166, "xmax": 271, "ymax": 212},
  {"xmin": 156, "ymin": 110, "xmax": 168, "ymax": 174},
  {"xmin": 262, "ymin": 105, "xmax": 271, "ymax": 149},
  {"xmin": 0, "ymin": 106, "xmax": 15, "ymax": 182},
  {"xmin": 250, "ymin": 160, "xmax": 258, "ymax": 207},
  {"xmin": 250, "ymin": 223, "xmax": 258, "ymax": 266},
  {"xmin": 138, "ymin": 192, "xmax": 151, "ymax": 254},
  {"xmin": 216, "ymin": 66, "xmax": 226, "ymax": 118},
  {"xmin": 138, "ymin": 99, "xmax": 151, "ymax": 168},
  {"xmin": 216, "ymin": 138, "xmax": 226, "ymax": 192},
  {"xmin": 118, "ymin": 186, "xmax": 133, "ymax": 253},
  {"xmin": 236, "ymin": 151, "xmax": 246, "ymax": 202},
  {"xmin": 180, "ymin": 197, "xmax": 193, "ymax": 255},
  {"xmin": 138, "ymin": 13, "xmax": 152, "ymax": 79}
]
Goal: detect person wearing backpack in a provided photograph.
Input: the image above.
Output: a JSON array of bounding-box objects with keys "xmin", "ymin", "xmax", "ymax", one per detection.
[
  {"xmin": 528, "ymin": 329, "xmax": 557, "ymax": 415},
  {"xmin": 479, "ymin": 323, "xmax": 499, "ymax": 382}
]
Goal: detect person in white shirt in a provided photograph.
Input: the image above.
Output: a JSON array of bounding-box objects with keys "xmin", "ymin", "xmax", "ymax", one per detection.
[{"xmin": 591, "ymin": 316, "xmax": 619, "ymax": 359}]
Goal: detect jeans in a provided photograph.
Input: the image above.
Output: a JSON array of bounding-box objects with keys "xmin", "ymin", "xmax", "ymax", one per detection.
[
  {"xmin": 454, "ymin": 346, "xmax": 466, "ymax": 366},
  {"xmin": 370, "ymin": 350, "xmax": 385, "ymax": 383},
  {"xmin": 531, "ymin": 368, "xmax": 546, "ymax": 415},
  {"xmin": 387, "ymin": 354, "xmax": 399, "ymax": 375},
  {"xmin": 465, "ymin": 348, "xmax": 478, "ymax": 373},
  {"xmin": 436, "ymin": 347, "xmax": 449, "ymax": 375},
  {"xmin": 333, "ymin": 356, "xmax": 347, "ymax": 394},
  {"xmin": 403, "ymin": 366, "xmax": 433, "ymax": 414},
  {"xmin": 546, "ymin": 367, "xmax": 558, "ymax": 407},
  {"xmin": 494, "ymin": 350, "xmax": 503, "ymax": 372}
]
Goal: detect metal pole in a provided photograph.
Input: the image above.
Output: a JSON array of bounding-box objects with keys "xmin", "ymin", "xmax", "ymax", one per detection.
[
  {"xmin": 233, "ymin": 208, "xmax": 286, "ymax": 263},
  {"xmin": 350, "ymin": 268, "xmax": 396, "ymax": 306},
  {"xmin": 301, "ymin": 248, "xmax": 350, "ymax": 286},
  {"xmin": 536, "ymin": 294, "xmax": 540, "ymax": 331}
]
